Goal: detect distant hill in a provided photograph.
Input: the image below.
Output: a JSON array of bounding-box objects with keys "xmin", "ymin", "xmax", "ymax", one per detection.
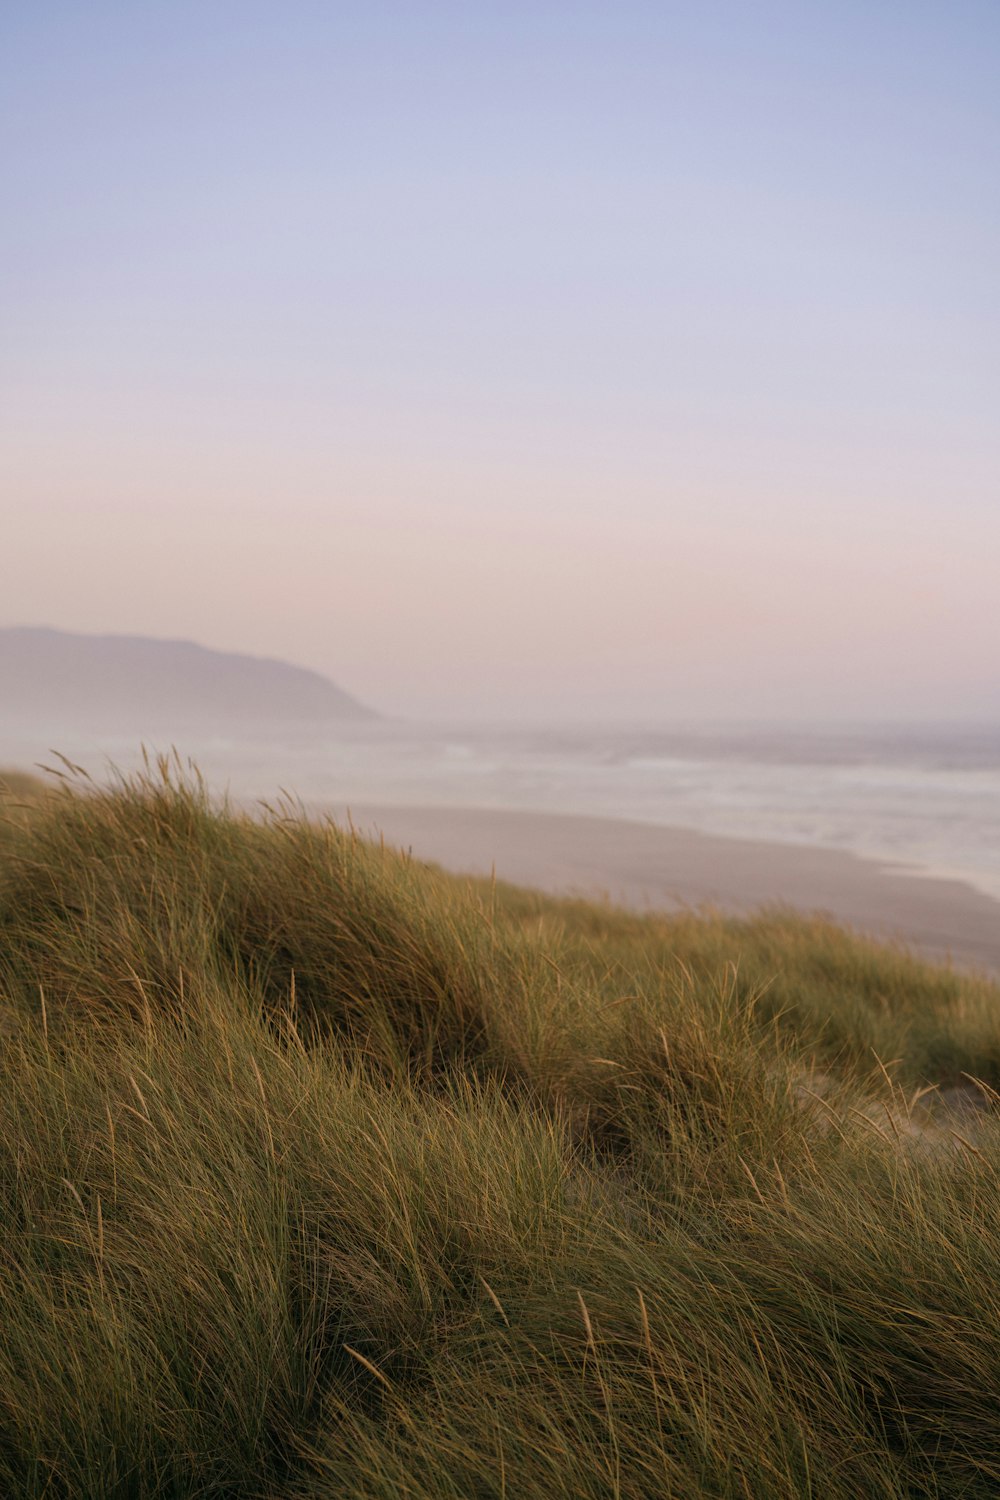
[{"xmin": 0, "ymin": 628, "xmax": 377, "ymax": 735}]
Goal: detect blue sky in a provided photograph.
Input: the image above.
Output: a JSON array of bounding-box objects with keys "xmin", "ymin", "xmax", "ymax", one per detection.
[{"xmin": 3, "ymin": 2, "xmax": 998, "ymax": 718}]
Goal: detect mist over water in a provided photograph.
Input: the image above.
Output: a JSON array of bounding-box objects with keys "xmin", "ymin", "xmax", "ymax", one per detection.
[{"xmin": 6, "ymin": 720, "xmax": 1000, "ymax": 903}]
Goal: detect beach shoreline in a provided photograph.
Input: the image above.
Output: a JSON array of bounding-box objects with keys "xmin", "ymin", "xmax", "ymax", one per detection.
[{"xmin": 315, "ymin": 802, "xmax": 1000, "ymax": 977}]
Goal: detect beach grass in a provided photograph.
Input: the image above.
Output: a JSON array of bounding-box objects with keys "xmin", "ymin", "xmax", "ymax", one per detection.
[{"xmin": 0, "ymin": 759, "xmax": 998, "ymax": 1497}]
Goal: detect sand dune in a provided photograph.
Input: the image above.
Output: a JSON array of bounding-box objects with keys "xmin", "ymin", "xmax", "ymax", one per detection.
[{"xmin": 325, "ymin": 803, "xmax": 1000, "ymax": 976}]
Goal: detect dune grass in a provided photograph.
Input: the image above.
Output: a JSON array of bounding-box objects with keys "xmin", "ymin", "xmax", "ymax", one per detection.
[{"xmin": 0, "ymin": 759, "xmax": 998, "ymax": 1497}]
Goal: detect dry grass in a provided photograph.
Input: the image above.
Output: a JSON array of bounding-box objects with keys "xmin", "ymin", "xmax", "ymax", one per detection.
[{"xmin": 0, "ymin": 760, "xmax": 998, "ymax": 1496}]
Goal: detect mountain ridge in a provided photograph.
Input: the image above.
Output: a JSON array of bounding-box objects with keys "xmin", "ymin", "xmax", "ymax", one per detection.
[{"xmin": 0, "ymin": 626, "xmax": 378, "ymax": 732}]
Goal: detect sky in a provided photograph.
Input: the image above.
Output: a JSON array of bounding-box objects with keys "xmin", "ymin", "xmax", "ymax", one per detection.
[{"xmin": 2, "ymin": 1, "xmax": 998, "ymax": 722}]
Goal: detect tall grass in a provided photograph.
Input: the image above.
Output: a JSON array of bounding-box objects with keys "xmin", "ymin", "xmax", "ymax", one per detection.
[{"xmin": 0, "ymin": 761, "xmax": 998, "ymax": 1496}]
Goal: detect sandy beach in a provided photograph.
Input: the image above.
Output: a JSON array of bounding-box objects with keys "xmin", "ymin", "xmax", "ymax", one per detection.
[{"xmin": 326, "ymin": 804, "xmax": 1000, "ymax": 976}]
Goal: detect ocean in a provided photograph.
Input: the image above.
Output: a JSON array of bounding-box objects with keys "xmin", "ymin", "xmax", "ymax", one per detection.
[{"xmin": 23, "ymin": 720, "xmax": 996, "ymax": 902}]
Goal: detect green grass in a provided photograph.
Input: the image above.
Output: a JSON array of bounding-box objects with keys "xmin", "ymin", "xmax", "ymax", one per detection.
[{"xmin": 1, "ymin": 758, "xmax": 999, "ymax": 1497}]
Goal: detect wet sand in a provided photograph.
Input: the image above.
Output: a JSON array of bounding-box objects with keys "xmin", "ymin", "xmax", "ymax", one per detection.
[{"xmin": 326, "ymin": 803, "xmax": 1000, "ymax": 976}]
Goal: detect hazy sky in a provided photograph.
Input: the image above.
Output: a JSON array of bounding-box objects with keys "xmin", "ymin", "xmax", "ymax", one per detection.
[{"xmin": 3, "ymin": 1, "xmax": 998, "ymax": 721}]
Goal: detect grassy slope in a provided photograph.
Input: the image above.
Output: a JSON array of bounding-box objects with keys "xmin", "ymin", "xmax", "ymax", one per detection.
[{"xmin": 1, "ymin": 762, "xmax": 999, "ymax": 1498}]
